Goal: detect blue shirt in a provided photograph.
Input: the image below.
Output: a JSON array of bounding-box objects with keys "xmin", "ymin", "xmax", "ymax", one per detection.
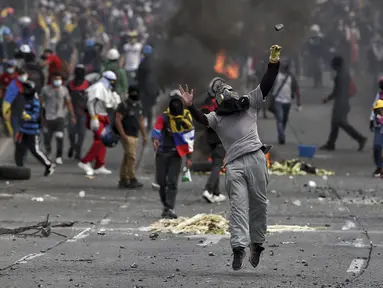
[{"xmin": 19, "ymin": 94, "xmax": 41, "ymax": 135}]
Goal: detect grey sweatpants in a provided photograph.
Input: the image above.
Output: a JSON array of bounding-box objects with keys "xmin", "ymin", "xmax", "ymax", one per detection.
[{"xmin": 225, "ymin": 149, "xmax": 269, "ymax": 249}]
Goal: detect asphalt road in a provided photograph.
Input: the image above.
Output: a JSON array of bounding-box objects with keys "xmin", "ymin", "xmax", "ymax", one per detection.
[{"xmin": 0, "ymin": 81, "xmax": 382, "ymax": 288}]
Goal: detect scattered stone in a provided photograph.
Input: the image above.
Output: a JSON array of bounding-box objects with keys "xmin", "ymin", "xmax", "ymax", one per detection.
[
  {"xmin": 69, "ymin": 278, "xmax": 73, "ymax": 281},
  {"xmin": 120, "ymin": 246, "xmax": 126, "ymax": 249},
  {"xmin": 208, "ymin": 252, "xmax": 215, "ymax": 256},
  {"xmin": 176, "ymin": 268, "xmax": 180, "ymax": 272},
  {"xmin": 269, "ymin": 250, "xmax": 274, "ymax": 256},
  {"xmin": 299, "ymin": 248, "xmax": 304, "ymax": 252},
  {"xmin": 149, "ymin": 233, "xmax": 159, "ymax": 240},
  {"xmin": 269, "ymin": 244, "xmax": 279, "ymax": 248},
  {"xmin": 131, "ymin": 263, "xmax": 138, "ymax": 268}
]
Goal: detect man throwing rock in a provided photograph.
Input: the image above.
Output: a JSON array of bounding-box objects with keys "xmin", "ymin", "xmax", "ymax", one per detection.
[{"xmin": 179, "ymin": 45, "xmax": 281, "ymax": 271}]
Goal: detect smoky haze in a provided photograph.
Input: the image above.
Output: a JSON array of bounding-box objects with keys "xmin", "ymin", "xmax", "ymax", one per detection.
[{"xmin": 154, "ymin": 0, "xmax": 317, "ymax": 95}]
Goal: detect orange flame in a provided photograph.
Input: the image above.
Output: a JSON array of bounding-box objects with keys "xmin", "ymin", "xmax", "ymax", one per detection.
[
  {"xmin": 214, "ymin": 51, "xmax": 226, "ymax": 74},
  {"xmin": 214, "ymin": 50, "xmax": 239, "ymax": 80}
]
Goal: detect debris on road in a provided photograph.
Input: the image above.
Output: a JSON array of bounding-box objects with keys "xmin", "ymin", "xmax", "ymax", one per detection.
[
  {"xmin": 269, "ymin": 159, "xmax": 335, "ymax": 176},
  {"xmin": 0, "ymin": 214, "xmax": 75, "ymax": 238},
  {"xmin": 130, "ymin": 263, "xmax": 138, "ymax": 268},
  {"xmin": 31, "ymin": 197, "xmax": 44, "ymax": 202},
  {"xmin": 79, "ymin": 191, "xmax": 85, "ymax": 197},
  {"xmin": 150, "ymin": 214, "xmax": 229, "ymax": 235},
  {"xmin": 149, "ymin": 232, "xmax": 159, "ymax": 240}
]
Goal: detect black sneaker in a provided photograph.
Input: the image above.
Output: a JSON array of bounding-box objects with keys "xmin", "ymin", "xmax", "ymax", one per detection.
[
  {"xmin": 67, "ymin": 147, "xmax": 74, "ymax": 159},
  {"xmin": 127, "ymin": 179, "xmax": 144, "ymax": 189},
  {"xmin": 118, "ymin": 180, "xmax": 129, "ymax": 189},
  {"xmin": 249, "ymin": 244, "xmax": 265, "ymax": 268},
  {"xmin": 44, "ymin": 164, "xmax": 55, "ymax": 177},
  {"xmin": 161, "ymin": 209, "xmax": 178, "ymax": 219},
  {"xmin": 319, "ymin": 144, "xmax": 335, "ymax": 151},
  {"xmin": 358, "ymin": 137, "xmax": 367, "ymax": 152},
  {"xmin": 232, "ymin": 247, "xmax": 246, "ymax": 271},
  {"xmin": 373, "ymin": 167, "xmax": 381, "ymax": 178}
]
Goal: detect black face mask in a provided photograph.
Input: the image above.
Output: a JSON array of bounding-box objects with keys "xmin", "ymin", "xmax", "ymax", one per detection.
[
  {"xmin": 215, "ymin": 97, "xmax": 249, "ymax": 116},
  {"xmin": 169, "ymin": 99, "xmax": 183, "ymax": 116},
  {"xmin": 129, "ymin": 92, "xmax": 140, "ymax": 101}
]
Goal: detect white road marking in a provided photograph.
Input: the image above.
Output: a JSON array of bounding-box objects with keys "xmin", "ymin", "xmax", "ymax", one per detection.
[
  {"xmin": 336, "ymin": 238, "xmax": 368, "ymax": 248},
  {"xmin": 342, "ymin": 220, "xmax": 356, "ymax": 231},
  {"xmin": 186, "ymin": 235, "xmax": 229, "ymax": 246},
  {"xmin": 16, "ymin": 253, "xmax": 45, "ymax": 264},
  {"xmin": 100, "ymin": 218, "xmax": 111, "ymax": 225},
  {"xmin": 347, "ymin": 259, "xmax": 365, "ymax": 274},
  {"xmin": 67, "ymin": 227, "xmax": 91, "ymax": 242}
]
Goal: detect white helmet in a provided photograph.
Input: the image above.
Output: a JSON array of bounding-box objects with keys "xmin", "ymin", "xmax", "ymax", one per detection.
[{"xmin": 107, "ymin": 49, "xmax": 120, "ymax": 61}]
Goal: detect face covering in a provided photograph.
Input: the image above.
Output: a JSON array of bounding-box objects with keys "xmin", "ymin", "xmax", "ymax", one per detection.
[
  {"xmin": 7, "ymin": 68, "xmax": 15, "ymax": 74},
  {"xmin": 215, "ymin": 85, "xmax": 250, "ymax": 116},
  {"xmin": 53, "ymin": 80, "xmax": 62, "ymax": 87},
  {"xmin": 169, "ymin": 99, "xmax": 183, "ymax": 116},
  {"xmin": 129, "ymin": 92, "xmax": 139, "ymax": 101},
  {"xmin": 18, "ymin": 75, "xmax": 28, "ymax": 83}
]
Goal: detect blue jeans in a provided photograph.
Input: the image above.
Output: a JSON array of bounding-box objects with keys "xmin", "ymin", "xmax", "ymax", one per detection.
[
  {"xmin": 373, "ymin": 128, "xmax": 383, "ymax": 168},
  {"xmin": 275, "ymin": 101, "xmax": 291, "ymax": 142}
]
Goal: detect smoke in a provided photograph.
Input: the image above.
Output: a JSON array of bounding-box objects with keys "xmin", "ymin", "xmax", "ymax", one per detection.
[{"xmin": 153, "ymin": 0, "xmax": 317, "ymax": 95}]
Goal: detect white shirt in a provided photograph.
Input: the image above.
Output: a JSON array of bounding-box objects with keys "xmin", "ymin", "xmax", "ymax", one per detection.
[
  {"xmin": 123, "ymin": 42, "xmax": 143, "ymax": 71},
  {"xmin": 273, "ymin": 72, "xmax": 293, "ymax": 104}
]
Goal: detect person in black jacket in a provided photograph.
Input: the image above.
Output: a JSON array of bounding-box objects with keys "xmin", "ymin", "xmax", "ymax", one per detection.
[
  {"xmin": 14, "ymin": 80, "xmax": 55, "ymax": 176},
  {"xmin": 137, "ymin": 45, "xmax": 159, "ymax": 132},
  {"xmin": 23, "ymin": 52, "xmax": 45, "ymax": 94},
  {"xmin": 200, "ymin": 77, "xmax": 227, "ymax": 204},
  {"xmin": 320, "ymin": 56, "xmax": 367, "ymax": 151}
]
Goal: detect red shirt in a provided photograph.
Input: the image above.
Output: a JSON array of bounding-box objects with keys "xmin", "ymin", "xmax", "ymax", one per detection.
[
  {"xmin": 47, "ymin": 54, "xmax": 63, "ymax": 84},
  {"xmin": 0, "ymin": 72, "xmax": 18, "ymax": 98}
]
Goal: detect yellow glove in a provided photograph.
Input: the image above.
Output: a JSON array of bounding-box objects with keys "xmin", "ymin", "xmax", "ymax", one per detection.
[
  {"xmin": 2, "ymin": 101, "xmax": 11, "ymax": 118},
  {"xmin": 269, "ymin": 45, "xmax": 282, "ymax": 63},
  {"xmin": 22, "ymin": 111, "xmax": 32, "ymax": 120}
]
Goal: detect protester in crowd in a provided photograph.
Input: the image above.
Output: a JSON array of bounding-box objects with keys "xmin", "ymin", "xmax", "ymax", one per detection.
[
  {"xmin": 0, "ymin": 59, "xmax": 17, "ymax": 135},
  {"xmin": 16, "ymin": 17, "xmax": 35, "ymax": 51},
  {"xmin": 137, "ymin": 44, "xmax": 158, "ymax": 132},
  {"xmin": 0, "ymin": 59, "xmax": 17, "ymax": 96},
  {"xmin": 67, "ymin": 64, "xmax": 89, "ymax": 160},
  {"xmin": 115, "ymin": 85, "xmax": 147, "ymax": 189},
  {"xmin": 82, "ymin": 39, "xmax": 103, "ymax": 74},
  {"xmin": 55, "ymin": 31, "xmax": 77, "ymax": 77},
  {"xmin": 151, "ymin": 89, "xmax": 194, "ymax": 219},
  {"xmin": 321, "ymin": 56, "xmax": 367, "ymax": 151},
  {"xmin": 102, "ymin": 48, "xmax": 129, "ymax": 98},
  {"xmin": 0, "ymin": 27, "xmax": 17, "ymax": 65},
  {"xmin": 23, "ymin": 51, "xmax": 45, "ymax": 94},
  {"xmin": 270, "ymin": 58, "xmax": 301, "ymax": 145},
  {"xmin": 2, "ymin": 68, "xmax": 29, "ymax": 137},
  {"xmin": 177, "ymin": 45, "xmax": 281, "ymax": 271},
  {"xmin": 369, "ymin": 78, "xmax": 383, "ymax": 178},
  {"xmin": 40, "ymin": 48, "xmax": 64, "ymax": 84},
  {"xmin": 78, "ymin": 71, "xmax": 121, "ymax": 176},
  {"xmin": 14, "ymin": 80, "xmax": 55, "ymax": 176},
  {"xmin": 122, "ymin": 30, "xmax": 142, "ymax": 85},
  {"xmin": 40, "ymin": 73, "xmax": 75, "ymax": 164},
  {"xmin": 200, "ymin": 77, "xmax": 227, "ymax": 204}
]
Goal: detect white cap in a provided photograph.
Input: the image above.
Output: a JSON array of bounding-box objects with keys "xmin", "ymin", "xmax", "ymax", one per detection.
[
  {"xmin": 106, "ymin": 48, "xmax": 120, "ymax": 60},
  {"xmin": 20, "ymin": 44, "xmax": 32, "ymax": 53},
  {"xmin": 102, "ymin": 71, "xmax": 117, "ymax": 81}
]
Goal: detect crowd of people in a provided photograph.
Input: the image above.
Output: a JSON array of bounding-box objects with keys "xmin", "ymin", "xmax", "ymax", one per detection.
[{"xmin": 0, "ymin": 0, "xmax": 382, "ymax": 272}]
